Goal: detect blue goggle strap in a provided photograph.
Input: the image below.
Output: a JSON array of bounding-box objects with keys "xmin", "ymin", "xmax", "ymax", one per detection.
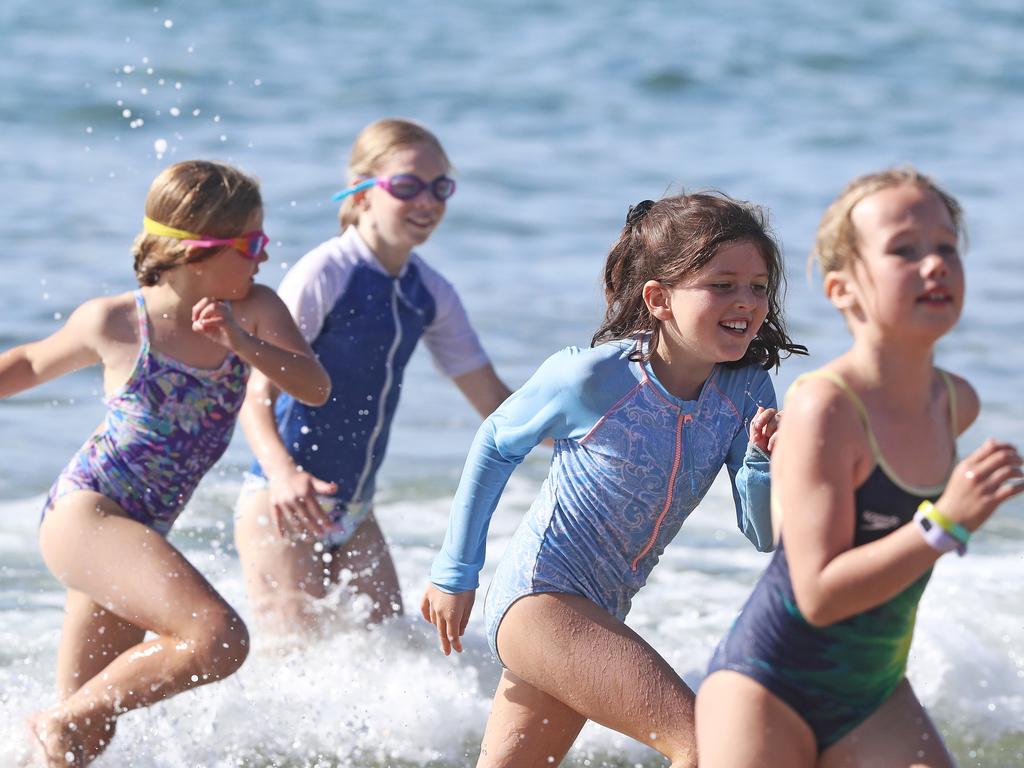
[{"xmin": 330, "ymin": 177, "xmax": 377, "ymax": 202}]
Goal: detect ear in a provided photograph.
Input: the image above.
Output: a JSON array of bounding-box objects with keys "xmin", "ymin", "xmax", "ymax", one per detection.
[
  {"xmin": 642, "ymin": 280, "xmax": 673, "ymax": 321},
  {"xmin": 824, "ymin": 270, "xmax": 857, "ymax": 311}
]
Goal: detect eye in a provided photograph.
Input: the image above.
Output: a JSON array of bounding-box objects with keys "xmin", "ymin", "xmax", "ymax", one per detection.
[
  {"xmin": 891, "ymin": 244, "xmax": 917, "ymax": 259},
  {"xmin": 751, "ymin": 283, "xmax": 768, "ymax": 295},
  {"xmin": 937, "ymin": 243, "xmax": 960, "ymax": 260},
  {"xmin": 709, "ymin": 282, "xmax": 733, "ymax": 290}
]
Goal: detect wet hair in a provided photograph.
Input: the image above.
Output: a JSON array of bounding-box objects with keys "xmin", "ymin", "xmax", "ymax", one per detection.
[
  {"xmin": 812, "ymin": 167, "xmax": 965, "ymax": 275},
  {"xmin": 132, "ymin": 160, "xmax": 262, "ymax": 287},
  {"xmin": 591, "ymin": 191, "xmax": 806, "ymax": 371},
  {"xmin": 338, "ymin": 117, "xmax": 451, "ymax": 231}
]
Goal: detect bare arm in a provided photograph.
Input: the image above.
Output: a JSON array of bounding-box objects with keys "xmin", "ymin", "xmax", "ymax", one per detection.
[
  {"xmin": 452, "ymin": 363, "xmax": 512, "ymax": 419},
  {"xmin": 191, "ymin": 285, "xmax": 330, "ymax": 406},
  {"xmin": 0, "ymin": 300, "xmax": 104, "ymax": 398},
  {"xmin": 780, "ymin": 378, "xmax": 1022, "ymax": 627}
]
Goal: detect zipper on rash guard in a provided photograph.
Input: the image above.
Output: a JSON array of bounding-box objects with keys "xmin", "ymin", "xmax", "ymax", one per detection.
[
  {"xmin": 631, "ymin": 409, "xmax": 688, "ymax": 571},
  {"xmin": 351, "ymin": 278, "xmax": 402, "ymax": 503}
]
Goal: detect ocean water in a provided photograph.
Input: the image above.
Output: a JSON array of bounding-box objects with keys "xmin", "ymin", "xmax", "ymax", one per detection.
[{"xmin": 1, "ymin": 1, "xmax": 1023, "ymax": 765}]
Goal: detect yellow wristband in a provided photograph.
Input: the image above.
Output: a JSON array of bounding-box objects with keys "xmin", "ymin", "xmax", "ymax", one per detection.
[{"xmin": 916, "ymin": 500, "xmax": 970, "ymax": 545}]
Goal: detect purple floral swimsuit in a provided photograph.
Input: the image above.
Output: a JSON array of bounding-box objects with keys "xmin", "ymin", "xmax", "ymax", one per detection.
[{"xmin": 44, "ymin": 290, "xmax": 249, "ymax": 535}]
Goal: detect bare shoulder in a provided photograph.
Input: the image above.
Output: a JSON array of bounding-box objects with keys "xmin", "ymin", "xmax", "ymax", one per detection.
[
  {"xmin": 68, "ymin": 292, "xmax": 137, "ymax": 344},
  {"xmin": 232, "ymin": 283, "xmax": 285, "ymax": 330},
  {"xmin": 940, "ymin": 369, "xmax": 980, "ymax": 435},
  {"xmin": 778, "ymin": 370, "xmax": 870, "ymax": 472}
]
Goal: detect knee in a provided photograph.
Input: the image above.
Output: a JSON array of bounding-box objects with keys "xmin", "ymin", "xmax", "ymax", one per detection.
[{"xmin": 190, "ymin": 608, "xmax": 250, "ymax": 679}]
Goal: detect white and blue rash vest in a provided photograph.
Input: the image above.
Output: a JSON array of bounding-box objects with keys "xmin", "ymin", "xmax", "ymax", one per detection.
[
  {"xmin": 251, "ymin": 227, "xmax": 490, "ymax": 504},
  {"xmin": 428, "ymin": 339, "xmax": 777, "ymax": 657}
]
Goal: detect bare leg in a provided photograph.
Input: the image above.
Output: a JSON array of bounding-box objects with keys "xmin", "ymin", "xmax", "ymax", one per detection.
[
  {"xmin": 236, "ymin": 490, "xmax": 402, "ymax": 632},
  {"xmin": 235, "ymin": 488, "xmax": 327, "ymax": 633},
  {"xmin": 486, "ymin": 592, "xmax": 697, "ymax": 767},
  {"xmin": 327, "ymin": 515, "xmax": 403, "ymax": 624},
  {"xmin": 56, "ymin": 590, "xmax": 146, "ymax": 699},
  {"xmin": 820, "ymin": 679, "xmax": 955, "ymax": 768},
  {"xmin": 696, "ymin": 670, "xmax": 816, "ymax": 768},
  {"xmin": 478, "ymin": 669, "xmax": 585, "ymax": 768},
  {"xmin": 27, "ymin": 492, "xmax": 249, "ymax": 766}
]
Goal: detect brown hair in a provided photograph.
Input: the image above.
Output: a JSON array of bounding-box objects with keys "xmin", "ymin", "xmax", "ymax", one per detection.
[
  {"xmin": 132, "ymin": 160, "xmax": 262, "ymax": 286},
  {"xmin": 338, "ymin": 118, "xmax": 451, "ymax": 231},
  {"xmin": 592, "ymin": 192, "xmax": 806, "ymax": 371},
  {"xmin": 812, "ymin": 167, "xmax": 965, "ymax": 276}
]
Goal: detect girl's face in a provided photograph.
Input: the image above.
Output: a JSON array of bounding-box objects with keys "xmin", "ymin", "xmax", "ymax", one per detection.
[
  {"xmin": 194, "ymin": 209, "xmax": 268, "ymax": 300},
  {"xmin": 841, "ymin": 184, "xmax": 963, "ymax": 340},
  {"xmin": 656, "ymin": 239, "xmax": 770, "ymax": 366},
  {"xmin": 356, "ymin": 141, "xmax": 448, "ymax": 257}
]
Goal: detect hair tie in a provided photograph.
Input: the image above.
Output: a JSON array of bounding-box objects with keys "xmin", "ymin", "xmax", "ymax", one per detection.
[{"xmin": 626, "ymin": 199, "xmax": 655, "ymax": 226}]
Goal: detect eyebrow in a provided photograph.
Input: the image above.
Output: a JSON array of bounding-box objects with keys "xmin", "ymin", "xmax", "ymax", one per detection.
[{"xmin": 706, "ymin": 270, "xmax": 770, "ymax": 278}]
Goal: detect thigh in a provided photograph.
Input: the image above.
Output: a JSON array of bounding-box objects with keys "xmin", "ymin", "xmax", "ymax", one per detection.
[
  {"xmin": 56, "ymin": 589, "xmax": 147, "ymax": 698},
  {"xmin": 820, "ymin": 679, "xmax": 954, "ymax": 768},
  {"xmin": 696, "ymin": 670, "xmax": 816, "ymax": 768},
  {"xmin": 40, "ymin": 491, "xmax": 238, "ymax": 638},
  {"xmin": 235, "ymin": 488, "xmax": 327, "ymax": 601},
  {"xmin": 329, "ymin": 514, "xmax": 402, "ymax": 622},
  {"xmin": 478, "ymin": 669, "xmax": 585, "ymax": 768},
  {"xmin": 497, "ymin": 592, "xmax": 695, "ymax": 764}
]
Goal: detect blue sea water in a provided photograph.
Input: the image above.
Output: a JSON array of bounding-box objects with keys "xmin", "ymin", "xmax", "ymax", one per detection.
[{"xmin": 1, "ymin": 1, "xmax": 1022, "ymax": 765}]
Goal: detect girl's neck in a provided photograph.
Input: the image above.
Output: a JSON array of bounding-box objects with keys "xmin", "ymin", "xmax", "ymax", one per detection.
[
  {"xmin": 844, "ymin": 337, "xmax": 937, "ymax": 409},
  {"xmin": 142, "ymin": 280, "xmax": 204, "ymax": 323},
  {"xmin": 355, "ymin": 220, "xmax": 412, "ymax": 277},
  {"xmin": 649, "ymin": 335, "xmax": 715, "ymax": 401}
]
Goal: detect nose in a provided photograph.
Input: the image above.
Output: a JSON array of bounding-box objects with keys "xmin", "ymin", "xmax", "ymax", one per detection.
[{"xmin": 921, "ymin": 251, "xmax": 949, "ymax": 278}]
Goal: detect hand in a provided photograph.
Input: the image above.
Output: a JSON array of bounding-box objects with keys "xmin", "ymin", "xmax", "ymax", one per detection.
[
  {"xmin": 266, "ymin": 468, "xmax": 338, "ymax": 538},
  {"xmin": 191, "ymin": 297, "xmax": 245, "ymax": 349},
  {"xmin": 420, "ymin": 584, "xmax": 476, "ymax": 656},
  {"xmin": 936, "ymin": 439, "xmax": 1023, "ymax": 532},
  {"xmin": 749, "ymin": 406, "xmax": 781, "ymax": 454}
]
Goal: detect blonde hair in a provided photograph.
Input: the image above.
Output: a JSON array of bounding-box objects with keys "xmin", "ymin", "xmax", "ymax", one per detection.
[
  {"xmin": 338, "ymin": 118, "xmax": 451, "ymax": 231},
  {"xmin": 811, "ymin": 167, "xmax": 964, "ymax": 276},
  {"xmin": 132, "ymin": 160, "xmax": 262, "ymax": 286}
]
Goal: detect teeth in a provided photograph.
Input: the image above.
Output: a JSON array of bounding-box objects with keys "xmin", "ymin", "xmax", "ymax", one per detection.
[{"xmin": 722, "ymin": 320, "xmax": 748, "ymax": 331}]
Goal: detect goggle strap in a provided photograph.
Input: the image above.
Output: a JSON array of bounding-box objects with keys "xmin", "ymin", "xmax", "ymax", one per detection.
[
  {"xmin": 330, "ymin": 177, "xmax": 377, "ymax": 202},
  {"xmin": 142, "ymin": 216, "xmax": 204, "ymax": 241}
]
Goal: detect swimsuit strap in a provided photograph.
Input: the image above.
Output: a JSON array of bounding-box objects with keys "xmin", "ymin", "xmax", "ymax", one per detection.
[
  {"xmin": 132, "ymin": 290, "xmax": 151, "ymax": 354},
  {"xmin": 790, "ymin": 368, "xmax": 956, "ymax": 497}
]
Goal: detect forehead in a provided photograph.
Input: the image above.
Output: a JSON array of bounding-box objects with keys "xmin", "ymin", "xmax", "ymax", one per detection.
[
  {"xmin": 375, "ymin": 141, "xmax": 448, "ymax": 176},
  {"xmin": 850, "ymin": 184, "xmax": 954, "ymax": 237},
  {"xmin": 701, "ymin": 239, "xmax": 769, "ymax": 273}
]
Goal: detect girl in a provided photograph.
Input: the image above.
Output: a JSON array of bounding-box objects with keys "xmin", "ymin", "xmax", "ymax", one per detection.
[
  {"xmin": 422, "ymin": 193, "xmax": 806, "ymax": 767},
  {"xmin": 696, "ymin": 169, "xmax": 1024, "ymax": 767},
  {"xmin": 6, "ymin": 160, "xmax": 330, "ymax": 766},
  {"xmin": 235, "ymin": 118, "xmax": 512, "ymax": 631}
]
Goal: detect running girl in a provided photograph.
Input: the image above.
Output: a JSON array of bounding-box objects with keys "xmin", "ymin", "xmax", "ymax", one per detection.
[
  {"xmin": 4, "ymin": 160, "xmax": 329, "ymax": 766},
  {"xmin": 235, "ymin": 118, "xmax": 512, "ymax": 630},
  {"xmin": 423, "ymin": 193, "xmax": 806, "ymax": 767},
  {"xmin": 696, "ymin": 168, "xmax": 1024, "ymax": 767}
]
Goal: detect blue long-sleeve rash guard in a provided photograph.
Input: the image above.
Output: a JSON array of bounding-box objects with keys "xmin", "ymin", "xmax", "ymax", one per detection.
[{"xmin": 431, "ymin": 339, "xmax": 776, "ymax": 600}]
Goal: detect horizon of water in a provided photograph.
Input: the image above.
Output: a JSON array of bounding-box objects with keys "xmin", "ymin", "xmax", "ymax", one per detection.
[{"xmin": 1, "ymin": 1, "xmax": 1023, "ymax": 766}]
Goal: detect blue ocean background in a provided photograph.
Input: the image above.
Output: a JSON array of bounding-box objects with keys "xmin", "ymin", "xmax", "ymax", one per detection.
[{"xmin": 1, "ymin": 1, "xmax": 1022, "ymax": 765}]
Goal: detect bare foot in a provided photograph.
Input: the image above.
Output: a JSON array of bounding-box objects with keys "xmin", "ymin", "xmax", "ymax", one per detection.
[{"xmin": 25, "ymin": 708, "xmax": 116, "ymax": 767}]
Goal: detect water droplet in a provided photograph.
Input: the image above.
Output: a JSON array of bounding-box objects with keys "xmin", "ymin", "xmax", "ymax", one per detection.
[{"xmin": 164, "ymin": 19, "xmax": 174, "ymax": 29}]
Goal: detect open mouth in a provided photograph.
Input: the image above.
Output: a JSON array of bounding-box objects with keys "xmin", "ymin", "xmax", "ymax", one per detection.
[
  {"xmin": 720, "ymin": 319, "xmax": 749, "ymax": 335},
  {"xmin": 916, "ymin": 289, "xmax": 952, "ymax": 304}
]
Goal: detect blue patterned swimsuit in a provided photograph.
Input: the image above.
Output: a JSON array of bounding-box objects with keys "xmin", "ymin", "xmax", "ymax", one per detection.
[
  {"xmin": 44, "ymin": 290, "xmax": 249, "ymax": 535},
  {"xmin": 430, "ymin": 338, "xmax": 776, "ymax": 662}
]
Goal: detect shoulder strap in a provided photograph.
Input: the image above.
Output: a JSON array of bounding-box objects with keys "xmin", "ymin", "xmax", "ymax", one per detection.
[
  {"xmin": 788, "ymin": 369, "xmax": 884, "ymax": 464},
  {"xmin": 132, "ymin": 290, "xmax": 150, "ymax": 350},
  {"xmin": 937, "ymin": 368, "xmax": 958, "ymax": 437}
]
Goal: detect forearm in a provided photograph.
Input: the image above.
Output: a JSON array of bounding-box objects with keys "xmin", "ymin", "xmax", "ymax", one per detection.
[
  {"xmin": 795, "ymin": 524, "xmax": 940, "ymax": 626},
  {"xmin": 732, "ymin": 445, "xmax": 774, "ymax": 552},
  {"xmin": 232, "ymin": 332, "xmax": 329, "ymax": 406},
  {"xmin": 238, "ymin": 385, "xmax": 299, "ymax": 479},
  {"xmin": 453, "ymin": 364, "xmax": 513, "ymax": 419}
]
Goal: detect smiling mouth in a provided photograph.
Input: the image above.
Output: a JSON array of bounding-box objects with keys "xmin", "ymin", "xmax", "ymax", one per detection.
[{"xmin": 720, "ymin": 320, "xmax": 749, "ymax": 334}]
